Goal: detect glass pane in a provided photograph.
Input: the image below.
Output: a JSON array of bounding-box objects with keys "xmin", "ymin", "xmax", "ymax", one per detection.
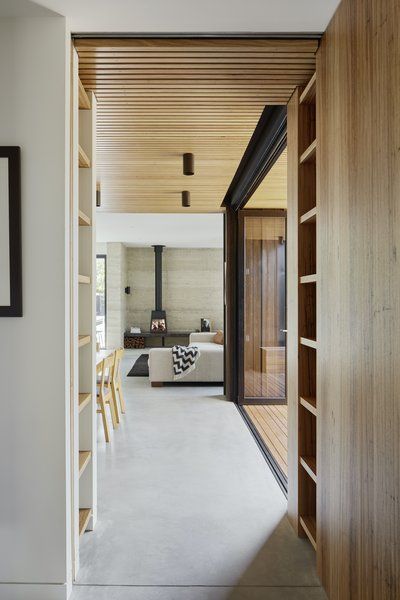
[
  {"xmin": 244, "ymin": 216, "xmax": 286, "ymax": 400},
  {"xmin": 96, "ymin": 256, "xmax": 106, "ymax": 348}
]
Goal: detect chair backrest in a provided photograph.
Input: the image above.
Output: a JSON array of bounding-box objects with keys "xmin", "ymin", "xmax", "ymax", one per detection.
[
  {"xmin": 103, "ymin": 353, "xmax": 115, "ymax": 386},
  {"xmin": 113, "ymin": 347, "xmax": 124, "ymax": 383},
  {"xmin": 97, "ymin": 359, "xmax": 106, "ymax": 395}
]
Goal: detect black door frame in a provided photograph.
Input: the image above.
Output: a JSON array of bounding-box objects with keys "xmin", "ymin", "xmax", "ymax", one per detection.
[
  {"xmin": 222, "ymin": 108, "xmax": 289, "ymax": 490},
  {"xmin": 222, "ymin": 106, "xmax": 287, "ymax": 403},
  {"xmin": 224, "ymin": 207, "xmax": 239, "ymax": 402}
]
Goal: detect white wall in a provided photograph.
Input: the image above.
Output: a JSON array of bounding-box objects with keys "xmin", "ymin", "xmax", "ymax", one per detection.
[
  {"xmin": 30, "ymin": 0, "xmax": 341, "ymax": 34},
  {"xmin": 0, "ymin": 9, "xmax": 71, "ymax": 600},
  {"xmin": 96, "ymin": 242, "xmax": 107, "ymax": 255},
  {"xmin": 96, "ymin": 213, "xmax": 224, "ymax": 248}
]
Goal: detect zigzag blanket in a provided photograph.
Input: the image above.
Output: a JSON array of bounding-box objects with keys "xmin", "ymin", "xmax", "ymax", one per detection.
[{"xmin": 172, "ymin": 345, "xmax": 201, "ymax": 381}]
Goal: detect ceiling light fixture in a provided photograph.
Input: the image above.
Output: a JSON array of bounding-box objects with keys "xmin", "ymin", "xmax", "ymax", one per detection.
[
  {"xmin": 183, "ymin": 153, "xmax": 194, "ymax": 176},
  {"xmin": 182, "ymin": 191, "xmax": 191, "ymax": 207}
]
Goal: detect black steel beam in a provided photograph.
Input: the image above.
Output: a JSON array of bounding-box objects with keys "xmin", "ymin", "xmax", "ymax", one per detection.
[{"xmin": 221, "ymin": 105, "xmax": 287, "ymax": 211}]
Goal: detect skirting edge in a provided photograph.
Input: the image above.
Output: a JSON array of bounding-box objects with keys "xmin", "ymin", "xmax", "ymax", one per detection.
[{"xmin": 0, "ymin": 583, "xmax": 69, "ymax": 600}]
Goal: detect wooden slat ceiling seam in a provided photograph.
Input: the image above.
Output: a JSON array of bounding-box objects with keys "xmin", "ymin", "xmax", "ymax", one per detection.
[{"xmin": 76, "ymin": 38, "xmax": 316, "ymax": 213}]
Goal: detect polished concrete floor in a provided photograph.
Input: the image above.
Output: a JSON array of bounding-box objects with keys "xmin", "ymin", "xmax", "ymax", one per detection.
[{"xmin": 71, "ymin": 350, "xmax": 326, "ymax": 600}]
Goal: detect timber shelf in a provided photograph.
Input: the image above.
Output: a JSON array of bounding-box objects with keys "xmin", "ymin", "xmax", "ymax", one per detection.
[
  {"xmin": 299, "ymin": 73, "xmax": 316, "ymax": 105},
  {"xmin": 300, "ymin": 206, "xmax": 316, "ymax": 224},
  {"xmin": 78, "ymin": 274, "xmax": 91, "ymax": 284},
  {"xmin": 78, "ymin": 334, "xmax": 91, "ymax": 348},
  {"xmin": 78, "ymin": 392, "xmax": 91, "ymax": 413},
  {"xmin": 78, "ymin": 210, "xmax": 91, "ymax": 226},
  {"xmin": 300, "ymin": 274, "xmax": 317, "ymax": 284},
  {"xmin": 296, "ymin": 72, "xmax": 318, "ymax": 552},
  {"xmin": 79, "ymin": 451, "xmax": 92, "ymax": 478},
  {"xmin": 300, "ymin": 139, "xmax": 316, "ymax": 164},
  {"xmin": 300, "ymin": 456, "xmax": 317, "ymax": 483},
  {"xmin": 79, "ymin": 508, "xmax": 92, "ymax": 537},
  {"xmin": 299, "ymin": 516, "xmax": 317, "ymax": 550},
  {"xmin": 73, "ymin": 68, "xmax": 96, "ymax": 567},
  {"xmin": 300, "ymin": 337, "xmax": 317, "ymax": 349},
  {"xmin": 300, "ymin": 396, "xmax": 317, "ymax": 416},
  {"xmin": 78, "ymin": 145, "xmax": 91, "ymax": 168}
]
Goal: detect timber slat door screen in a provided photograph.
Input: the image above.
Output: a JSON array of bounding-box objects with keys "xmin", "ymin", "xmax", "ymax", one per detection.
[{"xmin": 238, "ymin": 209, "xmax": 286, "ymax": 404}]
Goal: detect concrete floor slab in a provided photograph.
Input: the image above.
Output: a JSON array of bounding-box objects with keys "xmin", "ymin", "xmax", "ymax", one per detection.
[
  {"xmin": 72, "ymin": 585, "xmax": 326, "ymax": 600},
  {"xmin": 72, "ymin": 350, "xmax": 326, "ymax": 599}
]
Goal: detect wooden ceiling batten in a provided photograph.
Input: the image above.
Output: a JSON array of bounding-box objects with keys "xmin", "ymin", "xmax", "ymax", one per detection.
[
  {"xmin": 75, "ymin": 38, "xmax": 318, "ymax": 50},
  {"xmin": 76, "ymin": 38, "xmax": 316, "ymax": 212}
]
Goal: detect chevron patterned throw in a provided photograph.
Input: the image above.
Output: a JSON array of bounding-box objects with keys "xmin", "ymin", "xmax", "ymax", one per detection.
[{"xmin": 172, "ymin": 345, "xmax": 201, "ymax": 380}]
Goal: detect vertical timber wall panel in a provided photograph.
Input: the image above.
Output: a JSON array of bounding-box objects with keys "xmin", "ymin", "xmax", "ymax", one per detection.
[{"xmin": 317, "ymin": 0, "xmax": 400, "ymax": 598}]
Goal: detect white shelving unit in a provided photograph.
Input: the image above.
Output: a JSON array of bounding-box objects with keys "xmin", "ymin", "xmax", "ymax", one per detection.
[{"xmin": 71, "ymin": 49, "xmax": 97, "ymax": 576}]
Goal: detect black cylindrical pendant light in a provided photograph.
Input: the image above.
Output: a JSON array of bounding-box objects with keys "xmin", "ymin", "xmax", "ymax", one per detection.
[
  {"xmin": 183, "ymin": 153, "xmax": 194, "ymax": 176},
  {"xmin": 182, "ymin": 191, "xmax": 191, "ymax": 207}
]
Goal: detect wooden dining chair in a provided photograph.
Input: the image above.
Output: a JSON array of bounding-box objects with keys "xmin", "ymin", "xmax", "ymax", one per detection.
[
  {"xmin": 111, "ymin": 347, "xmax": 126, "ymax": 415},
  {"xmin": 97, "ymin": 354, "xmax": 118, "ymax": 438},
  {"xmin": 96, "ymin": 359, "xmax": 110, "ymax": 442},
  {"xmin": 104, "ymin": 350, "xmax": 121, "ymax": 426}
]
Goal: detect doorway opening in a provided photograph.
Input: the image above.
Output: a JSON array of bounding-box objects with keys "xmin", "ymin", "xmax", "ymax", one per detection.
[
  {"xmin": 222, "ymin": 105, "xmax": 289, "ymax": 492},
  {"xmin": 96, "ymin": 254, "xmax": 107, "ymax": 349},
  {"xmin": 70, "ymin": 35, "xmax": 319, "ymax": 595},
  {"xmin": 238, "ymin": 210, "xmax": 288, "ymax": 492}
]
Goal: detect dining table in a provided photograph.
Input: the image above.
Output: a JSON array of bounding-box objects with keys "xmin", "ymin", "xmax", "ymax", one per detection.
[{"xmin": 96, "ymin": 348, "xmax": 115, "ymax": 367}]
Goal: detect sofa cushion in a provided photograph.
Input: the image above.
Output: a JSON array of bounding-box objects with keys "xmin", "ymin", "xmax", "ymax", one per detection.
[
  {"xmin": 189, "ymin": 342, "xmax": 223, "ymax": 352},
  {"xmin": 213, "ymin": 330, "xmax": 224, "ymax": 345}
]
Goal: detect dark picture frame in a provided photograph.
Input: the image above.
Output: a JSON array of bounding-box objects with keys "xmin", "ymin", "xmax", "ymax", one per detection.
[{"xmin": 0, "ymin": 147, "xmax": 22, "ymax": 317}]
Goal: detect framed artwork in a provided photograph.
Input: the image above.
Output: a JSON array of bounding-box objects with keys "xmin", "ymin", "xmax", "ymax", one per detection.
[
  {"xmin": 0, "ymin": 147, "xmax": 22, "ymax": 316},
  {"xmin": 201, "ymin": 318, "xmax": 211, "ymax": 332}
]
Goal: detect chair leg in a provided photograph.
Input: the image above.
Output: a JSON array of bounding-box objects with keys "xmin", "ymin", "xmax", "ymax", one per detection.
[
  {"xmin": 108, "ymin": 394, "xmax": 118, "ymax": 429},
  {"xmin": 111, "ymin": 382, "xmax": 120, "ymax": 424},
  {"xmin": 117, "ymin": 379, "xmax": 126, "ymax": 413},
  {"xmin": 97, "ymin": 399, "xmax": 110, "ymax": 442}
]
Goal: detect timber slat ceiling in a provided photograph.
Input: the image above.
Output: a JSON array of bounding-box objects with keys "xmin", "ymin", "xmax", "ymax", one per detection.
[{"xmin": 76, "ymin": 38, "xmax": 317, "ymax": 212}]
